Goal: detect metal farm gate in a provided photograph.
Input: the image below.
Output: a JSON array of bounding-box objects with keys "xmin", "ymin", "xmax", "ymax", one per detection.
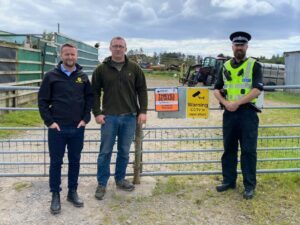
[{"xmin": 0, "ymin": 85, "xmax": 299, "ymax": 181}]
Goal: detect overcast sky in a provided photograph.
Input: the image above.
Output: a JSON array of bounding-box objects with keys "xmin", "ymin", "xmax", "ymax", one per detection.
[{"xmin": 0, "ymin": 0, "xmax": 299, "ymax": 58}]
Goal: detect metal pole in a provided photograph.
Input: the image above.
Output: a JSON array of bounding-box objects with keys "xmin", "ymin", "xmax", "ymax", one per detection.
[
  {"xmin": 41, "ymin": 43, "xmax": 47, "ymax": 80},
  {"xmin": 43, "ymin": 126, "xmax": 47, "ymax": 176},
  {"xmin": 133, "ymin": 122, "xmax": 143, "ymax": 184}
]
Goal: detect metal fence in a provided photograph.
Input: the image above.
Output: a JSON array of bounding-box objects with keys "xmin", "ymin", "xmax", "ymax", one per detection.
[
  {"xmin": 0, "ymin": 85, "xmax": 300, "ymax": 180},
  {"xmin": 140, "ymin": 125, "xmax": 300, "ymax": 175}
]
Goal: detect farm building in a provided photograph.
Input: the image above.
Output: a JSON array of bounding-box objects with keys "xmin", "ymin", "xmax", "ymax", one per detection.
[
  {"xmin": 0, "ymin": 31, "xmax": 99, "ymax": 110},
  {"xmin": 284, "ymin": 50, "xmax": 300, "ymax": 93}
]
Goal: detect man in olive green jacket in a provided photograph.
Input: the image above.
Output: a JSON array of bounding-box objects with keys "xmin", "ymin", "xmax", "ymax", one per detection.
[{"xmin": 92, "ymin": 36, "xmax": 148, "ymax": 200}]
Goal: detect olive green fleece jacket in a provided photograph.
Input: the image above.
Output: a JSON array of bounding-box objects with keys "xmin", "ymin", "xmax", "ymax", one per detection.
[{"xmin": 92, "ymin": 56, "xmax": 148, "ymax": 116}]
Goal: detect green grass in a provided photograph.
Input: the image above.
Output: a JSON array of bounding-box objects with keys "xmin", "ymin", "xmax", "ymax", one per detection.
[
  {"xmin": 260, "ymin": 108, "xmax": 300, "ymax": 125},
  {"xmin": 13, "ymin": 181, "xmax": 33, "ymax": 192},
  {"xmin": 264, "ymin": 91, "xmax": 300, "ymax": 104},
  {"xmin": 152, "ymin": 175, "xmax": 300, "ymax": 225},
  {"xmin": 145, "ymin": 70, "xmax": 179, "ymax": 79},
  {"xmin": 96, "ymin": 175, "xmax": 300, "ymax": 225},
  {"xmin": 258, "ymin": 107, "xmax": 300, "ymax": 167},
  {"xmin": 262, "ymin": 91, "xmax": 300, "ymax": 124},
  {"xmin": 258, "ymin": 120, "xmax": 299, "ymax": 170},
  {"xmin": 153, "ymin": 177, "xmax": 187, "ymax": 195},
  {"xmin": 258, "ymin": 91, "xmax": 300, "ymax": 158},
  {"xmin": 0, "ymin": 104, "xmax": 42, "ymax": 138},
  {"xmin": 257, "ymin": 91, "xmax": 300, "ymax": 170},
  {"xmin": 241, "ymin": 173, "xmax": 300, "ymax": 225},
  {"xmin": 258, "ymin": 91, "xmax": 300, "ymax": 168}
]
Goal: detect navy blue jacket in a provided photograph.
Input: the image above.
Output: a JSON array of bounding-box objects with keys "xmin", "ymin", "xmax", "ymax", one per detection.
[{"xmin": 38, "ymin": 62, "xmax": 94, "ymax": 127}]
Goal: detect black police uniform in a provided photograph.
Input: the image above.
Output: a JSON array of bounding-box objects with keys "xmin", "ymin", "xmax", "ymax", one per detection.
[{"xmin": 214, "ymin": 31, "xmax": 264, "ymax": 191}]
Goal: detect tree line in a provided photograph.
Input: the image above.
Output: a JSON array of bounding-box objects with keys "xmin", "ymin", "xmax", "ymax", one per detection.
[
  {"xmin": 257, "ymin": 54, "xmax": 284, "ymax": 64},
  {"xmin": 127, "ymin": 48, "xmax": 285, "ymax": 67},
  {"xmin": 127, "ymin": 49, "xmax": 202, "ymax": 67}
]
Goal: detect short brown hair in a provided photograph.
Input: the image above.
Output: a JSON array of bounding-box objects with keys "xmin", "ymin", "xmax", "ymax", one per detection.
[
  {"xmin": 110, "ymin": 37, "xmax": 126, "ymax": 47},
  {"xmin": 60, "ymin": 42, "xmax": 77, "ymax": 53}
]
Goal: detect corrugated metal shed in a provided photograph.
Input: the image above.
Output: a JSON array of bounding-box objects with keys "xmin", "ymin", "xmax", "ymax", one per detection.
[
  {"xmin": 0, "ymin": 32, "xmax": 99, "ymax": 110},
  {"xmin": 0, "ymin": 32, "xmax": 99, "ymax": 84},
  {"xmin": 0, "ymin": 36, "xmax": 57, "ymax": 83},
  {"xmin": 284, "ymin": 51, "xmax": 300, "ymax": 93}
]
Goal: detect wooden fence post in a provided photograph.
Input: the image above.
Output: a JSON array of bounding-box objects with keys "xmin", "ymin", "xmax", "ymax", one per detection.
[{"xmin": 133, "ymin": 122, "xmax": 143, "ymax": 184}]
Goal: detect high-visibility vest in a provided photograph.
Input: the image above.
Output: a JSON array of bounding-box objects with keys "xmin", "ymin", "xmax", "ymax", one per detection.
[{"xmin": 223, "ymin": 57, "xmax": 256, "ymax": 103}]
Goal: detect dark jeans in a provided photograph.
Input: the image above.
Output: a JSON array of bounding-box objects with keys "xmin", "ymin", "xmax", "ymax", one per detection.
[
  {"xmin": 48, "ymin": 126, "xmax": 85, "ymax": 192},
  {"xmin": 222, "ymin": 108, "xmax": 259, "ymax": 189},
  {"xmin": 97, "ymin": 114, "xmax": 136, "ymax": 186}
]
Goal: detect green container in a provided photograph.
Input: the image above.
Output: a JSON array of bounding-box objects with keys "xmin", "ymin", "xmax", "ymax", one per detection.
[{"xmin": 0, "ymin": 32, "xmax": 99, "ymax": 84}]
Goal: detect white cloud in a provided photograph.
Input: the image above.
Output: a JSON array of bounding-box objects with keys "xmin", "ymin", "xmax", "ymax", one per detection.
[
  {"xmin": 290, "ymin": 0, "xmax": 300, "ymax": 11},
  {"xmin": 159, "ymin": 2, "xmax": 170, "ymax": 13},
  {"xmin": 0, "ymin": 0, "xmax": 11, "ymax": 7},
  {"xmin": 118, "ymin": 2, "xmax": 158, "ymax": 24},
  {"xmin": 51, "ymin": 0, "xmax": 73, "ymax": 6},
  {"xmin": 211, "ymin": 0, "xmax": 275, "ymax": 18},
  {"xmin": 182, "ymin": 0, "xmax": 200, "ymax": 17},
  {"xmin": 0, "ymin": 0, "xmax": 299, "ymax": 59},
  {"xmin": 26, "ymin": 0, "xmax": 53, "ymax": 14},
  {"xmin": 249, "ymin": 1, "xmax": 275, "ymax": 15},
  {"xmin": 211, "ymin": 0, "xmax": 247, "ymax": 8},
  {"xmin": 90, "ymin": 35, "xmax": 300, "ymax": 61},
  {"xmin": 268, "ymin": 0, "xmax": 300, "ymax": 12}
]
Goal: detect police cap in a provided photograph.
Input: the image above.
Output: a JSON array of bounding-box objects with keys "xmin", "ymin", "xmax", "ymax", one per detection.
[{"xmin": 230, "ymin": 31, "xmax": 251, "ymax": 44}]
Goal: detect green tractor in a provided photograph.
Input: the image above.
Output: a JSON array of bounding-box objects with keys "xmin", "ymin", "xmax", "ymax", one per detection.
[{"xmin": 180, "ymin": 56, "xmax": 229, "ymax": 86}]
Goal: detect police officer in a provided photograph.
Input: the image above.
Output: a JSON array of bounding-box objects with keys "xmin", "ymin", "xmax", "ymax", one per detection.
[{"xmin": 214, "ymin": 31, "xmax": 263, "ymax": 199}]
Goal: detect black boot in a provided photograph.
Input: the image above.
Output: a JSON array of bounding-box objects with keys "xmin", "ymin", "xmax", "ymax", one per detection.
[
  {"xmin": 243, "ymin": 188, "xmax": 255, "ymax": 200},
  {"xmin": 216, "ymin": 182, "xmax": 236, "ymax": 192},
  {"xmin": 50, "ymin": 192, "xmax": 61, "ymax": 214},
  {"xmin": 67, "ymin": 189, "xmax": 84, "ymax": 207}
]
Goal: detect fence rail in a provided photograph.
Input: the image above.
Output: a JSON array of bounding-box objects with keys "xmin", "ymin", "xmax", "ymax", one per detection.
[
  {"xmin": 1, "ymin": 85, "xmax": 300, "ymax": 112},
  {"xmin": 0, "ymin": 85, "xmax": 300, "ymax": 179},
  {"xmin": 0, "ymin": 124, "xmax": 299, "ymax": 178}
]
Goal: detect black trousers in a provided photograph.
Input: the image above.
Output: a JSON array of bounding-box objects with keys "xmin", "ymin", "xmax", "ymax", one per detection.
[
  {"xmin": 48, "ymin": 126, "xmax": 85, "ymax": 192},
  {"xmin": 222, "ymin": 107, "xmax": 259, "ymax": 189}
]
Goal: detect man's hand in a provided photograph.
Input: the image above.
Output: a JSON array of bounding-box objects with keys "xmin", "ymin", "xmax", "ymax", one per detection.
[
  {"xmin": 49, "ymin": 122, "xmax": 60, "ymax": 131},
  {"xmin": 225, "ymin": 101, "xmax": 240, "ymax": 112},
  {"xmin": 95, "ymin": 115, "xmax": 105, "ymax": 124},
  {"xmin": 138, "ymin": 113, "xmax": 147, "ymax": 124},
  {"xmin": 77, "ymin": 120, "xmax": 86, "ymax": 128}
]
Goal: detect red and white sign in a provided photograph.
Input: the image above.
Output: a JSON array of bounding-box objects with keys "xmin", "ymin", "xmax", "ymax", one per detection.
[{"xmin": 155, "ymin": 88, "xmax": 179, "ymax": 112}]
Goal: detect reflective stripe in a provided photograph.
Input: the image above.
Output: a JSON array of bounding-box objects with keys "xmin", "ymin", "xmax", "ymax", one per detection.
[
  {"xmin": 244, "ymin": 58, "xmax": 255, "ymax": 79},
  {"xmin": 223, "ymin": 58, "xmax": 256, "ymax": 103},
  {"xmin": 224, "ymin": 83, "xmax": 251, "ymax": 89},
  {"xmin": 227, "ymin": 94, "xmax": 256, "ymax": 103},
  {"xmin": 227, "ymin": 94, "xmax": 244, "ymax": 101}
]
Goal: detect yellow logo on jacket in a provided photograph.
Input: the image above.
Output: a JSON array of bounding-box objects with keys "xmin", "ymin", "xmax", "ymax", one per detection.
[{"xmin": 75, "ymin": 77, "xmax": 83, "ymax": 83}]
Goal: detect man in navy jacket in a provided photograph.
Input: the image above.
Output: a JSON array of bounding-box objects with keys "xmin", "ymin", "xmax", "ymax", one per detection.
[{"xmin": 38, "ymin": 43, "xmax": 93, "ymax": 214}]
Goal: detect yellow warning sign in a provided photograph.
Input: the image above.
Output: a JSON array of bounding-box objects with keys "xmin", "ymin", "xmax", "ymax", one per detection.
[{"xmin": 186, "ymin": 88, "xmax": 209, "ymax": 119}]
